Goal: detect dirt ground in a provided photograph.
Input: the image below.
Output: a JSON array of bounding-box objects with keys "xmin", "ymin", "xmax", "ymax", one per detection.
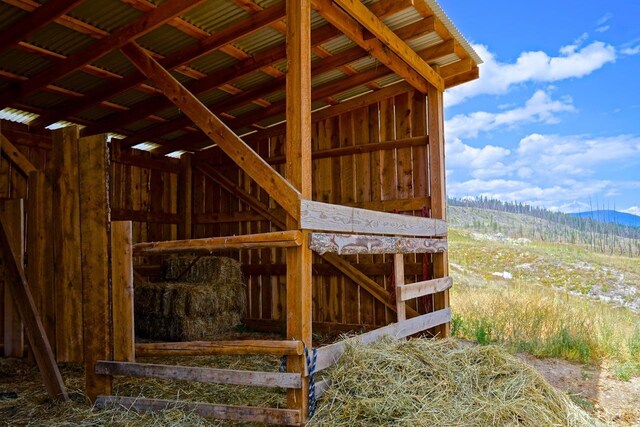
[{"xmin": 519, "ymin": 354, "xmax": 640, "ymax": 426}]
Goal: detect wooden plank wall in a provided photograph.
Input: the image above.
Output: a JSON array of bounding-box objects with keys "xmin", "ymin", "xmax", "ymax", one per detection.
[{"xmin": 0, "ymin": 88, "xmax": 443, "ymax": 345}]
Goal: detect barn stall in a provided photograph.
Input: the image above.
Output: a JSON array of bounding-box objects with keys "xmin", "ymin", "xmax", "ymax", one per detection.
[{"xmin": 0, "ymin": 0, "xmax": 480, "ymax": 424}]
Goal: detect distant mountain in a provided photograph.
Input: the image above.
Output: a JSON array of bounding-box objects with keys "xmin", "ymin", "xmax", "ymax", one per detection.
[{"xmin": 570, "ymin": 210, "xmax": 640, "ymax": 228}]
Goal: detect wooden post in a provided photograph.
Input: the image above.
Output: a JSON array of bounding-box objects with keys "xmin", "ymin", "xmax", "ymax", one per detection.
[
  {"xmin": 393, "ymin": 254, "xmax": 406, "ymax": 322},
  {"xmin": 27, "ymin": 170, "xmax": 55, "ymax": 353},
  {"xmin": 285, "ymin": 0, "xmax": 313, "ymax": 421},
  {"xmin": 427, "ymin": 81, "xmax": 450, "ymax": 338},
  {"xmin": 178, "ymin": 153, "xmax": 192, "ymax": 239},
  {"xmin": 111, "ymin": 221, "xmax": 134, "ymax": 362},
  {"xmin": 51, "ymin": 126, "xmax": 84, "ymax": 363},
  {"xmin": 1, "ymin": 199, "xmax": 24, "ymax": 357},
  {"xmin": 78, "ymin": 134, "xmax": 113, "ymax": 401}
]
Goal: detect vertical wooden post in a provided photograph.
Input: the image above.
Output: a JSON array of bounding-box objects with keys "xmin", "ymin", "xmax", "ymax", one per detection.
[
  {"xmin": 393, "ymin": 253, "xmax": 406, "ymax": 322},
  {"xmin": 285, "ymin": 0, "xmax": 312, "ymax": 421},
  {"xmin": 78, "ymin": 134, "xmax": 113, "ymax": 402},
  {"xmin": 52, "ymin": 126, "xmax": 84, "ymax": 363},
  {"xmin": 111, "ymin": 221, "xmax": 134, "ymax": 362},
  {"xmin": 27, "ymin": 170, "xmax": 55, "ymax": 353},
  {"xmin": 178, "ymin": 152, "xmax": 192, "ymax": 240},
  {"xmin": 1, "ymin": 199, "xmax": 24, "ymax": 357},
  {"xmin": 427, "ymin": 82, "xmax": 450, "ymax": 338}
]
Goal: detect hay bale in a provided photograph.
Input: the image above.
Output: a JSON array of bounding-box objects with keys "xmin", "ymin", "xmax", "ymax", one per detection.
[
  {"xmin": 135, "ymin": 256, "xmax": 246, "ymax": 341},
  {"xmin": 310, "ymin": 338, "xmax": 603, "ymax": 427}
]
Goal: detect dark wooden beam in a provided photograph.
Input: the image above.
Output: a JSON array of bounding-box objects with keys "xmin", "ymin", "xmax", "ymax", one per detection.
[
  {"xmin": 0, "ymin": 0, "xmax": 206, "ymax": 110},
  {"xmin": 0, "ymin": 0, "xmax": 85, "ymax": 52}
]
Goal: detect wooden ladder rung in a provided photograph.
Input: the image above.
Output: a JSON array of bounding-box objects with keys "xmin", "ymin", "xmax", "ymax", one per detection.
[
  {"xmin": 96, "ymin": 361, "xmax": 302, "ymax": 389},
  {"xmin": 399, "ymin": 277, "xmax": 452, "ymax": 302},
  {"xmin": 95, "ymin": 395, "xmax": 301, "ymax": 426}
]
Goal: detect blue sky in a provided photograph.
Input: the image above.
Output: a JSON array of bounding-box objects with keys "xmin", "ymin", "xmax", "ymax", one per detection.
[{"xmin": 439, "ymin": 0, "xmax": 640, "ymax": 214}]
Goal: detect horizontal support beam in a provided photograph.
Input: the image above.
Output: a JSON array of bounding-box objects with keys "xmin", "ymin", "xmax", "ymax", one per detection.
[
  {"xmin": 399, "ymin": 277, "xmax": 452, "ymax": 301},
  {"xmin": 135, "ymin": 340, "xmax": 304, "ymax": 357},
  {"xmin": 132, "ymin": 231, "xmax": 302, "ymax": 255},
  {"xmin": 310, "ymin": 233, "xmax": 448, "ymax": 255},
  {"xmin": 111, "ymin": 209, "xmax": 182, "ymax": 224},
  {"xmin": 301, "ymin": 200, "xmax": 447, "ymax": 237},
  {"xmin": 95, "ymin": 396, "xmax": 301, "ymax": 426},
  {"xmin": 96, "ymin": 361, "xmax": 301, "ymax": 389},
  {"xmin": 314, "ymin": 308, "xmax": 452, "ymax": 372}
]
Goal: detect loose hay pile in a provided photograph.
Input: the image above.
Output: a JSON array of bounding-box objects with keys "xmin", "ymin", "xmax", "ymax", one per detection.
[
  {"xmin": 135, "ymin": 256, "xmax": 246, "ymax": 341},
  {"xmin": 310, "ymin": 338, "xmax": 604, "ymax": 427}
]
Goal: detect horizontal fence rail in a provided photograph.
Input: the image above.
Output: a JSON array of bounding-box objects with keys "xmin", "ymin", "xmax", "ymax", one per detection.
[
  {"xmin": 309, "ymin": 233, "xmax": 448, "ymax": 255},
  {"xmin": 135, "ymin": 340, "xmax": 305, "ymax": 357}
]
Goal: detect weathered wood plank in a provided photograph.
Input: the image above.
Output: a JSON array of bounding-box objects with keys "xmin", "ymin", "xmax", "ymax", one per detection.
[
  {"xmin": 135, "ymin": 340, "xmax": 304, "ymax": 357},
  {"xmin": 111, "ymin": 222, "xmax": 135, "ymax": 362},
  {"xmin": 0, "ymin": 133, "xmax": 37, "ymax": 175},
  {"xmin": 0, "ymin": 214, "xmax": 68, "ymax": 400},
  {"xmin": 96, "ymin": 361, "xmax": 302, "ymax": 389},
  {"xmin": 300, "ymin": 200, "xmax": 447, "ymax": 236},
  {"xmin": 95, "ymin": 396, "xmax": 301, "ymax": 426},
  {"xmin": 51, "ymin": 126, "xmax": 83, "ymax": 363},
  {"xmin": 314, "ymin": 308, "xmax": 451, "ymax": 372},
  {"xmin": 310, "ymin": 233, "xmax": 448, "ymax": 255},
  {"xmin": 399, "ymin": 277, "xmax": 452, "ymax": 302},
  {"xmin": 78, "ymin": 134, "xmax": 112, "ymax": 402},
  {"xmin": 1, "ymin": 199, "xmax": 24, "ymax": 357},
  {"xmin": 132, "ymin": 231, "xmax": 302, "ymax": 255},
  {"xmin": 394, "ymin": 254, "xmax": 406, "ymax": 322}
]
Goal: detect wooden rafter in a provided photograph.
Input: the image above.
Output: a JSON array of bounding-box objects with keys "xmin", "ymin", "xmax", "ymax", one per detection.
[
  {"xmin": 0, "ymin": 0, "xmax": 206, "ymax": 110},
  {"xmin": 29, "ymin": 2, "xmax": 288, "ymax": 131},
  {"xmin": 0, "ymin": 132, "xmax": 37, "ymax": 175},
  {"xmin": 120, "ymin": 42, "xmax": 301, "ymax": 218},
  {"xmin": 0, "ymin": 0, "xmax": 85, "ymax": 52}
]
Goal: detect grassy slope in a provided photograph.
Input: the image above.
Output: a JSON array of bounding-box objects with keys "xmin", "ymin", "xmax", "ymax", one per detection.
[{"xmin": 448, "ymin": 208, "xmax": 640, "ymax": 379}]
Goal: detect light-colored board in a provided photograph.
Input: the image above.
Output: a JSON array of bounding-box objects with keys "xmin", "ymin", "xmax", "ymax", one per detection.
[
  {"xmin": 314, "ymin": 308, "xmax": 451, "ymax": 372},
  {"xmin": 96, "ymin": 361, "xmax": 302, "ymax": 389},
  {"xmin": 135, "ymin": 340, "xmax": 304, "ymax": 357},
  {"xmin": 394, "ymin": 254, "xmax": 406, "ymax": 322},
  {"xmin": 95, "ymin": 396, "xmax": 301, "ymax": 426},
  {"xmin": 399, "ymin": 277, "xmax": 452, "ymax": 302},
  {"xmin": 300, "ymin": 200, "xmax": 447, "ymax": 237},
  {"xmin": 111, "ymin": 222, "xmax": 135, "ymax": 362},
  {"xmin": 310, "ymin": 233, "xmax": 448, "ymax": 255}
]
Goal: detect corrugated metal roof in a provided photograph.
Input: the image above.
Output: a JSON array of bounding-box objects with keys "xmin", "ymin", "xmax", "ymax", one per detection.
[
  {"xmin": 137, "ymin": 25, "xmax": 197, "ymax": 57},
  {"xmin": 26, "ymin": 23, "xmax": 95, "ymax": 56},
  {"xmin": 181, "ymin": 1, "xmax": 249, "ymax": 34},
  {"xmin": 68, "ymin": 0, "xmax": 142, "ymax": 32},
  {"xmin": 0, "ymin": 48, "xmax": 52, "ymax": 77},
  {"xmin": 0, "ymin": 3, "xmax": 27, "ymax": 33}
]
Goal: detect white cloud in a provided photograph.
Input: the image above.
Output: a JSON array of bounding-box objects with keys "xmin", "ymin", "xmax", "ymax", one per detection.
[
  {"xmin": 445, "ymin": 90, "xmax": 574, "ymax": 140},
  {"xmin": 595, "ymin": 25, "xmax": 610, "ymax": 33},
  {"xmin": 596, "ymin": 13, "xmax": 613, "ymax": 26},
  {"xmin": 621, "ymin": 45, "xmax": 640, "ymax": 56},
  {"xmin": 445, "ymin": 41, "xmax": 616, "ymax": 106},
  {"xmin": 622, "ymin": 207, "xmax": 640, "ymax": 216}
]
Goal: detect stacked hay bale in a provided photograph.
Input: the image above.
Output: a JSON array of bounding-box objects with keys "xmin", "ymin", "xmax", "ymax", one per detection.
[{"xmin": 135, "ymin": 256, "xmax": 246, "ymax": 341}]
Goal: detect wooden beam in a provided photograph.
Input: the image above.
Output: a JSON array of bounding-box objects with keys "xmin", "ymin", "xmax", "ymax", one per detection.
[
  {"xmin": 314, "ymin": 308, "xmax": 452, "ymax": 372},
  {"xmin": 110, "ymin": 222, "xmax": 135, "ymax": 362},
  {"xmin": 95, "ymin": 396, "xmax": 301, "ymax": 426},
  {"xmin": 445, "ymin": 66, "xmax": 479, "ymax": 88},
  {"xmin": 135, "ymin": 340, "xmax": 305, "ymax": 357},
  {"xmin": 427, "ymin": 81, "xmax": 450, "ymax": 338},
  {"xmin": 301, "ymin": 200, "xmax": 447, "ymax": 236},
  {"xmin": 78, "ymin": 134, "xmax": 112, "ymax": 402},
  {"xmin": 399, "ymin": 277, "xmax": 452, "ymax": 301},
  {"xmin": 0, "ymin": 213, "xmax": 68, "ymax": 400},
  {"xmin": 51, "ymin": 126, "xmax": 83, "ymax": 363},
  {"xmin": 0, "ymin": 132, "xmax": 37, "ymax": 175},
  {"xmin": 120, "ymin": 42, "xmax": 301, "ymax": 218},
  {"xmin": 332, "ymin": 0, "xmax": 443, "ymax": 91},
  {"xmin": 394, "ymin": 254, "xmax": 406, "ymax": 322},
  {"xmin": 1, "ymin": 199, "xmax": 24, "ymax": 358},
  {"xmin": 0, "ymin": 0, "xmax": 84, "ymax": 51},
  {"xmin": 312, "ymin": 0, "xmax": 434, "ymax": 93},
  {"xmin": 0, "ymin": 0, "xmax": 206, "ymax": 109},
  {"xmin": 309, "ymin": 233, "xmax": 448, "ymax": 255},
  {"xmin": 96, "ymin": 361, "xmax": 302, "ymax": 389},
  {"xmin": 132, "ymin": 231, "xmax": 302, "ymax": 255}
]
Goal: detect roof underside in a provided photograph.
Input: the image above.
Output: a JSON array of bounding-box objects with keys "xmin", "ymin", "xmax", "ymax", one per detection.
[{"xmin": 0, "ymin": 0, "xmax": 481, "ymax": 156}]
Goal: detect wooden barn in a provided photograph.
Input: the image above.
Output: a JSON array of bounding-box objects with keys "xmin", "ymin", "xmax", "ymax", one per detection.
[{"xmin": 0, "ymin": 0, "xmax": 481, "ymax": 424}]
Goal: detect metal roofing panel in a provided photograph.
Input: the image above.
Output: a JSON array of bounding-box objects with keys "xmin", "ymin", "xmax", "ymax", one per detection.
[
  {"xmin": 375, "ymin": 74, "xmax": 404, "ymax": 87},
  {"xmin": 312, "ymin": 69, "xmax": 347, "ymax": 88},
  {"xmin": 92, "ymin": 50, "xmax": 136, "ymax": 76},
  {"xmin": 383, "ymin": 8, "xmax": 423, "ymax": 30},
  {"xmin": 67, "ymin": 0, "xmax": 142, "ymax": 32},
  {"xmin": 188, "ymin": 50, "xmax": 238, "ymax": 75},
  {"xmin": 0, "ymin": 48, "xmax": 52, "ymax": 77},
  {"xmin": 233, "ymin": 26, "xmax": 285, "ymax": 57},
  {"xmin": 26, "ymin": 22, "xmax": 94, "ymax": 56},
  {"xmin": 74, "ymin": 104, "xmax": 114, "ymax": 122},
  {"xmin": 56, "ymin": 70, "xmax": 108, "ymax": 94},
  {"xmin": 349, "ymin": 56, "xmax": 380, "ymax": 73},
  {"xmin": 232, "ymin": 71, "xmax": 276, "ymax": 92},
  {"xmin": 107, "ymin": 89, "xmax": 155, "ymax": 109},
  {"xmin": 227, "ymin": 102, "xmax": 262, "ymax": 118},
  {"xmin": 181, "ymin": 1, "xmax": 249, "ymax": 34},
  {"xmin": 0, "ymin": 3, "xmax": 27, "ymax": 33},
  {"xmin": 320, "ymin": 35, "xmax": 356, "ymax": 55},
  {"xmin": 0, "ymin": 108, "xmax": 37, "ymax": 124},
  {"xmin": 137, "ymin": 25, "xmax": 197, "ymax": 57},
  {"xmin": 198, "ymin": 88, "xmax": 233, "ymax": 107},
  {"xmin": 332, "ymin": 85, "xmax": 372, "ymax": 103},
  {"xmin": 408, "ymin": 32, "xmax": 443, "ymax": 53}
]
